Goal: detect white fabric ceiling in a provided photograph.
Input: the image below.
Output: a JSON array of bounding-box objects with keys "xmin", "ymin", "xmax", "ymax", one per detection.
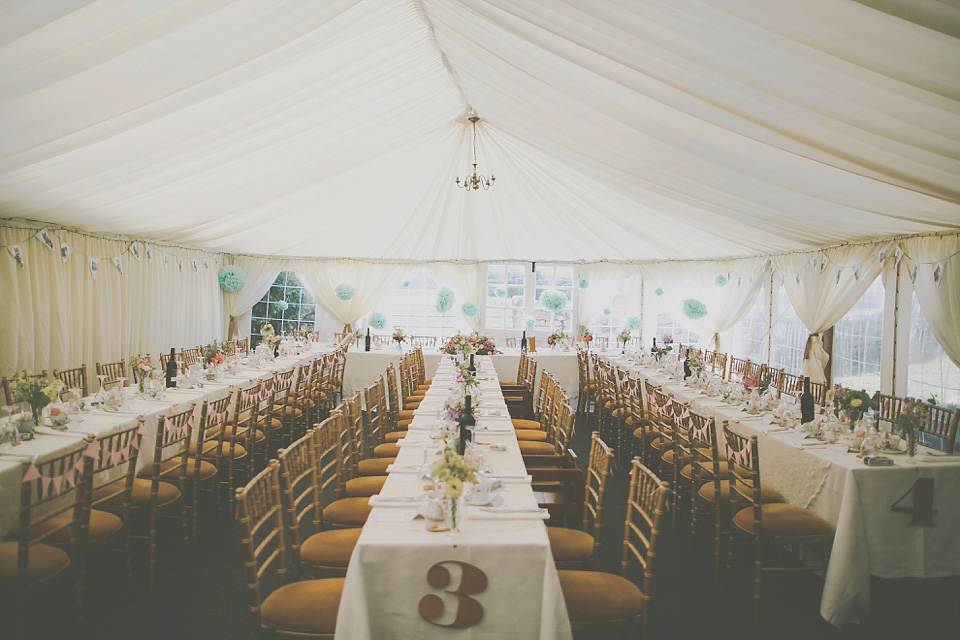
[{"xmin": 0, "ymin": 0, "xmax": 958, "ymax": 262}]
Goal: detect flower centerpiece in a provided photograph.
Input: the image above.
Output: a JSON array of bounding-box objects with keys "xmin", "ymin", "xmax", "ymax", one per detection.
[
  {"xmin": 430, "ymin": 445, "xmax": 479, "ymax": 532},
  {"xmin": 467, "ymin": 331, "xmax": 497, "ymax": 355},
  {"xmin": 832, "ymin": 384, "xmax": 874, "ymax": 425},
  {"xmin": 443, "ymin": 333, "xmax": 473, "ymax": 357},
  {"xmin": 129, "ymin": 355, "xmax": 154, "ymax": 394},
  {"xmin": 892, "ymin": 398, "xmax": 930, "ymax": 457},
  {"xmin": 651, "ymin": 344, "xmax": 672, "ymax": 361},
  {"xmin": 580, "ymin": 328, "xmax": 593, "ymax": 347},
  {"xmin": 392, "ymin": 327, "xmax": 407, "ymax": 348},
  {"xmin": 263, "ymin": 333, "xmax": 282, "ymax": 357},
  {"xmin": 660, "ymin": 333, "xmax": 673, "ymax": 345},
  {"xmin": 547, "ymin": 332, "xmax": 569, "ymax": 349},
  {"xmin": 617, "ymin": 329, "xmax": 632, "ymax": 348},
  {"xmin": 742, "ymin": 372, "xmax": 772, "ymax": 395},
  {"xmin": 685, "ymin": 352, "xmax": 702, "ymax": 378},
  {"xmin": 10, "ymin": 371, "xmax": 63, "ymax": 425}
]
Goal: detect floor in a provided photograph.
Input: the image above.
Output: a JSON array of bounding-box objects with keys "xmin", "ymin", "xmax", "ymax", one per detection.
[{"xmin": 10, "ymin": 413, "xmax": 959, "ymax": 640}]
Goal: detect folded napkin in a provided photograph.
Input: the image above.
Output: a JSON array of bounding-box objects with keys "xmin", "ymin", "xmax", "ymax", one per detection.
[
  {"xmin": 469, "ymin": 507, "xmax": 549, "ymax": 520},
  {"xmin": 385, "ymin": 464, "xmax": 426, "ymax": 473},
  {"xmin": 368, "ymin": 495, "xmax": 424, "ymax": 507},
  {"xmin": 487, "ymin": 474, "xmax": 531, "ymax": 484},
  {"xmin": 474, "ymin": 425, "xmax": 512, "ymax": 434},
  {"xmin": 485, "ymin": 469, "xmax": 528, "ymax": 479},
  {"xmin": 394, "ymin": 438, "xmax": 436, "ymax": 447}
]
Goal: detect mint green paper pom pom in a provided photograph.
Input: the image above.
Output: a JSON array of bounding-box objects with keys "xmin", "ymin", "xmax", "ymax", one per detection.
[
  {"xmin": 715, "ymin": 275, "xmax": 728, "ymax": 287},
  {"xmin": 682, "ymin": 298, "xmax": 708, "ymax": 320},
  {"xmin": 335, "ymin": 284, "xmax": 355, "ymax": 301},
  {"xmin": 494, "ymin": 287, "xmax": 506, "ymax": 298},
  {"xmin": 275, "ymin": 300, "xmax": 289, "ymax": 312},
  {"xmin": 369, "ymin": 312, "xmax": 387, "ymax": 329},
  {"xmin": 218, "ymin": 265, "xmax": 246, "ymax": 292},
  {"xmin": 625, "ymin": 316, "xmax": 642, "ymax": 331},
  {"xmin": 435, "ymin": 287, "xmax": 455, "ymax": 313},
  {"xmin": 654, "ymin": 288, "xmax": 664, "ymax": 297},
  {"xmin": 540, "ymin": 289, "xmax": 568, "ymax": 312},
  {"xmin": 603, "ymin": 308, "xmax": 612, "ymax": 316},
  {"xmin": 577, "ymin": 278, "xmax": 589, "ymax": 289},
  {"xmin": 461, "ymin": 302, "xmax": 479, "ymax": 317}
]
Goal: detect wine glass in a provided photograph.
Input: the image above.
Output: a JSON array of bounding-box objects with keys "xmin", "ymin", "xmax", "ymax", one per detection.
[
  {"xmin": 95, "ymin": 374, "xmax": 108, "ymax": 404},
  {"xmin": 116, "ymin": 377, "xmax": 127, "ymax": 404}
]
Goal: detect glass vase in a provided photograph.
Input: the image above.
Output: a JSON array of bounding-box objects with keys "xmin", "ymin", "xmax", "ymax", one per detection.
[
  {"xmin": 906, "ymin": 430, "xmax": 918, "ymax": 458},
  {"xmin": 446, "ymin": 494, "xmax": 464, "ymax": 534}
]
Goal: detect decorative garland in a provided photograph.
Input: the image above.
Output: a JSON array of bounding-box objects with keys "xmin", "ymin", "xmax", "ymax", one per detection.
[
  {"xmin": 369, "ymin": 312, "xmax": 387, "ymax": 330},
  {"xmin": 540, "ymin": 289, "xmax": 568, "ymax": 312},
  {"xmin": 461, "ymin": 302, "xmax": 479, "ymax": 317},
  {"xmin": 682, "ymin": 298, "xmax": 708, "ymax": 320},
  {"xmin": 577, "ymin": 278, "xmax": 589, "ymax": 289},
  {"xmin": 494, "ymin": 287, "xmax": 507, "ymax": 298},
  {"xmin": 603, "ymin": 308, "xmax": 611, "ymax": 316},
  {"xmin": 218, "ymin": 265, "xmax": 246, "ymax": 292},
  {"xmin": 335, "ymin": 284, "xmax": 355, "ymax": 301},
  {"xmin": 625, "ymin": 316, "xmax": 642, "ymax": 331},
  {"xmin": 435, "ymin": 287, "xmax": 455, "ymax": 313}
]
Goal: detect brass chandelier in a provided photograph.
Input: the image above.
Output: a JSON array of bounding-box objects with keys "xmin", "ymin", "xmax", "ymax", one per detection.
[{"xmin": 456, "ymin": 115, "xmax": 495, "ymax": 191}]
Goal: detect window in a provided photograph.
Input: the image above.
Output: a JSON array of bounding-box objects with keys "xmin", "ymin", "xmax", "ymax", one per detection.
[
  {"xmin": 534, "ymin": 265, "xmax": 574, "ymax": 332},
  {"xmin": 250, "ymin": 271, "xmax": 316, "ymax": 346},
  {"xmin": 378, "ymin": 267, "xmax": 464, "ymax": 336},
  {"xmin": 655, "ymin": 313, "xmax": 700, "ymax": 347},
  {"xmin": 771, "ymin": 284, "xmax": 806, "ymax": 374},
  {"xmin": 832, "ymin": 278, "xmax": 883, "ymax": 394},
  {"xmin": 736, "ymin": 288, "xmax": 768, "ymax": 362},
  {"xmin": 485, "ymin": 264, "xmax": 526, "ymax": 330},
  {"xmin": 908, "ymin": 292, "xmax": 960, "ymax": 407},
  {"xmin": 589, "ymin": 277, "xmax": 638, "ymax": 339}
]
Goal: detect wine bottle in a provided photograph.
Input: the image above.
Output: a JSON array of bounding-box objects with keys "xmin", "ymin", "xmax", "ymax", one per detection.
[
  {"xmin": 467, "ymin": 354, "xmax": 476, "ymax": 375},
  {"xmin": 800, "ymin": 376, "xmax": 815, "ymax": 424},
  {"xmin": 165, "ymin": 348, "xmax": 178, "ymax": 388},
  {"xmin": 520, "ymin": 331, "xmax": 527, "ymax": 353},
  {"xmin": 365, "ymin": 328, "xmax": 371, "ymax": 352},
  {"xmin": 458, "ymin": 394, "xmax": 475, "ymax": 455}
]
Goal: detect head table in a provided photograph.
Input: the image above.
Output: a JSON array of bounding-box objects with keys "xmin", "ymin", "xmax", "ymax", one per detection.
[
  {"xmin": 600, "ymin": 353, "xmax": 960, "ymax": 628},
  {"xmin": 334, "ymin": 355, "xmax": 572, "ymax": 640}
]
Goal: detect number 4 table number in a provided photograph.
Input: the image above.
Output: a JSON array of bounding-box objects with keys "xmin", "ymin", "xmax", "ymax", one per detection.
[{"xmin": 890, "ymin": 478, "xmax": 937, "ymax": 526}]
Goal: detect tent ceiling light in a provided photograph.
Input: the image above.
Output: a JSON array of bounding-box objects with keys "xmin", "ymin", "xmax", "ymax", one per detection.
[{"xmin": 456, "ymin": 116, "xmax": 495, "ymax": 191}]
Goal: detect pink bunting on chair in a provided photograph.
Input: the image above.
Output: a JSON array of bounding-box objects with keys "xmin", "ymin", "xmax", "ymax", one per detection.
[
  {"xmin": 64, "ymin": 468, "xmax": 76, "ymax": 488},
  {"xmin": 22, "ymin": 463, "xmax": 41, "ymax": 482},
  {"xmin": 74, "ymin": 458, "xmax": 84, "ymax": 472},
  {"xmin": 41, "ymin": 476, "xmax": 53, "ymax": 498},
  {"xmin": 51, "ymin": 475, "xmax": 63, "ymax": 495},
  {"xmin": 101, "ymin": 449, "xmax": 112, "ymax": 466},
  {"xmin": 164, "ymin": 417, "xmax": 174, "ymax": 434},
  {"xmin": 84, "ymin": 439, "xmax": 100, "ymax": 458},
  {"xmin": 138, "ymin": 423, "xmax": 148, "ymax": 436},
  {"xmin": 120, "ymin": 444, "xmax": 131, "ymax": 460},
  {"xmin": 111, "ymin": 451, "xmax": 123, "ymax": 465}
]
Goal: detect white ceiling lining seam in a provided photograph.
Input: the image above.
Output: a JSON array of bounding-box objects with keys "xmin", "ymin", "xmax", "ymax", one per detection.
[{"xmin": 410, "ymin": 0, "xmax": 473, "ymax": 116}]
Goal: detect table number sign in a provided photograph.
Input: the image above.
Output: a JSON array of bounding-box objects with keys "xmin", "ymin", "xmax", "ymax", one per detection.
[{"xmin": 418, "ymin": 561, "xmax": 488, "ymax": 629}]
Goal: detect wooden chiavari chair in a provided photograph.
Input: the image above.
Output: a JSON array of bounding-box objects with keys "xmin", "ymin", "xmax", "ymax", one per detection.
[
  {"xmin": 722, "ymin": 424, "xmax": 831, "ymax": 627},
  {"xmin": 504, "ymin": 337, "xmax": 519, "ymax": 348},
  {"xmin": 593, "ymin": 336, "xmax": 609, "ymax": 349},
  {"xmin": 2, "ymin": 370, "xmax": 50, "ymax": 405},
  {"xmin": 1, "ymin": 438, "xmax": 94, "ymax": 637},
  {"xmin": 253, "ymin": 378, "xmax": 278, "ymax": 468},
  {"xmin": 727, "ymin": 356, "xmax": 749, "ymax": 382},
  {"xmin": 711, "ymin": 352, "xmax": 728, "ymax": 377},
  {"xmin": 777, "ymin": 371, "xmax": 804, "ymax": 399},
  {"xmin": 370, "ymin": 334, "xmax": 391, "ymax": 347},
  {"xmin": 630, "ymin": 379, "xmax": 662, "ymax": 467},
  {"xmin": 371, "ymin": 381, "xmax": 401, "ymax": 458},
  {"xmin": 237, "ymin": 336, "xmax": 250, "ymax": 355},
  {"xmin": 764, "ymin": 368, "xmax": 783, "ymax": 395},
  {"xmin": 181, "ymin": 348, "xmax": 202, "ymax": 368},
  {"xmin": 314, "ymin": 414, "xmax": 372, "ymax": 529},
  {"xmin": 278, "ymin": 426, "xmax": 362, "ymax": 580},
  {"xmin": 873, "ymin": 392, "xmax": 905, "ymax": 431},
  {"xmin": 410, "ymin": 335, "xmax": 436, "ymax": 348},
  {"xmin": 519, "ymin": 399, "xmax": 573, "ymax": 457},
  {"xmin": 544, "ymin": 433, "xmax": 613, "ymax": 568},
  {"xmin": 236, "ymin": 462, "xmax": 343, "ymax": 638},
  {"xmin": 646, "ymin": 388, "xmax": 675, "ymax": 468},
  {"xmin": 271, "ymin": 367, "xmax": 300, "ymax": 449},
  {"xmin": 921, "ymin": 402, "xmax": 959, "ymax": 452},
  {"xmin": 159, "ymin": 350, "xmax": 185, "ymax": 375},
  {"xmin": 557, "ymin": 459, "xmax": 670, "ymax": 638},
  {"xmin": 575, "ymin": 348, "xmax": 597, "ymax": 429},
  {"xmin": 342, "ymin": 394, "xmax": 388, "ymax": 497},
  {"xmin": 503, "ymin": 356, "xmax": 538, "ymax": 420},
  {"xmin": 95, "ymin": 361, "xmax": 127, "ymax": 387},
  {"xmin": 809, "ymin": 380, "xmax": 827, "ymax": 406},
  {"xmin": 135, "ymin": 406, "xmax": 193, "ymax": 590},
  {"xmin": 53, "ymin": 365, "xmax": 88, "ymax": 398},
  {"xmin": 627, "ymin": 337, "xmax": 643, "ymax": 350},
  {"xmin": 185, "ymin": 395, "xmax": 232, "ymax": 534}
]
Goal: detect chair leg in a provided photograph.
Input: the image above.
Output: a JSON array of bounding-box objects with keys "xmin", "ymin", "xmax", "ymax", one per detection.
[{"xmin": 753, "ymin": 537, "xmax": 763, "ymax": 628}]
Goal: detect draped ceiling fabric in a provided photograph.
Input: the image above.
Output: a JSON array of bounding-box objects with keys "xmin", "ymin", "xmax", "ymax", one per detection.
[
  {"xmin": 0, "ymin": 0, "xmax": 957, "ymax": 264},
  {"xmin": 295, "ymin": 259, "xmax": 409, "ymax": 331},
  {"xmin": 222, "ymin": 255, "xmax": 288, "ymax": 340}
]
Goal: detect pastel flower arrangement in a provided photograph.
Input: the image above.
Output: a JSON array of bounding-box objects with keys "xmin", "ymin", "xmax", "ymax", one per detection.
[
  {"xmin": 892, "ymin": 398, "xmax": 931, "ymax": 456},
  {"xmin": 547, "ymin": 332, "xmax": 568, "ymax": 347},
  {"xmin": 685, "ymin": 352, "xmax": 702, "ymax": 373},
  {"xmin": 742, "ymin": 373, "xmax": 772, "ymax": 394},
  {"xmin": 129, "ymin": 355, "xmax": 154, "ymax": 383},
  {"xmin": 443, "ymin": 396, "xmax": 466, "ymax": 422},
  {"xmin": 203, "ymin": 343, "xmax": 224, "ymax": 367},
  {"xmin": 617, "ymin": 329, "xmax": 631, "ymax": 345},
  {"xmin": 392, "ymin": 327, "xmax": 407, "ymax": 344},
  {"xmin": 580, "ymin": 328, "xmax": 593, "ymax": 343},
  {"xmin": 431, "ymin": 445, "xmax": 479, "ymax": 499},
  {"xmin": 260, "ymin": 323, "xmax": 275, "ymax": 337},
  {"xmin": 443, "ymin": 333, "xmax": 473, "ymax": 356},
  {"xmin": 10, "ymin": 371, "xmax": 63, "ymax": 422},
  {"xmin": 832, "ymin": 384, "xmax": 874, "ymax": 424}
]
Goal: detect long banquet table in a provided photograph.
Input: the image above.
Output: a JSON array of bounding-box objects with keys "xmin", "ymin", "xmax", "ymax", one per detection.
[
  {"xmin": 334, "ymin": 354, "xmax": 572, "ymax": 640},
  {"xmin": 603, "ymin": 353, "xmax": 960, "ymax": 627},
  {"xmin": 0, "ymin": 343, "xmax": 335, "ymax": 537}
]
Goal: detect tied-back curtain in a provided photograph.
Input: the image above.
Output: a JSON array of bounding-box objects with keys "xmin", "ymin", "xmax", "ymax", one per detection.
[
  {"xmin": 0, "ymin": 220, "xmax": 222, "ymax": 377},
  {"xmin": 576, "ymin": 263, "xmax": 641, "ymax": 329},
  {"xmin": 902, "ymin": 234, "xmax": 960, "ymax": 369},
  {"xmin": 222, "ymin": 255, "xmax": 287, "ymax": 340},
  {"xmin": 430, "ymin": 262, "xmax": 484, "ymax": 331},
  {"xmin": 296, "ymin": 259, "xmax": 408, "ymax": 331},
  {"xmin": 774, "ymin": 244, "xmax": 886, "ymax": 383},
  {"xmin": 642, "ymin": 257, "xmax": 768, "ymax": 352}
]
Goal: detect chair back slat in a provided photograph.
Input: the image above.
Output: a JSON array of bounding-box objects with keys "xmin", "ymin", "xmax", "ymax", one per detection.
[{"xmin": 54, "ymin": 365, "xmax": 88, "ymax": 398}]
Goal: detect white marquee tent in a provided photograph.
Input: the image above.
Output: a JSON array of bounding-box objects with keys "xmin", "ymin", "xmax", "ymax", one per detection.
[{"xmin": 1, "ymin": 0, "xmax": 958, "ymax": 379}]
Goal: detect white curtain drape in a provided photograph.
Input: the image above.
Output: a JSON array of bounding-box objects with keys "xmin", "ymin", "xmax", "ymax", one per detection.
[
  {"xmin": 774, "ymin": 244, "xmax": 887, "ymax": 383},
  {"xmin": 430, "ymin": 262, "xmax": 485, "ymax": 331},
  {"xmin": 0, "ymin": 220, "xmax": 222, "ymax": 377},
  {"xmin": 222, "ymin": 255, "xmax": 287, "ymax": 339},
  {"xmin": 642, "ymin": 257, "xmax": 769, "ymax": 352},
  {"xmin": 901, "ymin": 234, "xmax": 960, "ymax": 369},
  {"xmin": 295, "ymin": 259, "xmax": 408, "ymax": 332},
  {"xmin": 576, "ymin": 263, "xmax": 641, "ymax": 330}
]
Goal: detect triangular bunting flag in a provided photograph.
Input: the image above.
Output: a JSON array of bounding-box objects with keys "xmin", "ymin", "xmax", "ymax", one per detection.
[
  {"xmin": 64, "ymin": 468, "xmax": 76, "ymax": 488},
  {"xmin": 854, "ymin": 265, "xmax": 862, "ymax": 281},
  {"xmin": 36, "ymin": 228, "xmax": 55, "ymax": 251},
  {"xmin": 795, "ymin": 272, "xmax": 802, "ymax": 285},
  {"xmin": 933, "ymin": 261, "xmax": 945, "ymax": 286},
  {"xmin": 51, "ymin": 475, "xmax": 63, "ymax": 495},
  {"xmin": 22, "ymin": 463, "xmax": 41, "ymax": 482},
  {"xmin": 146, "ymin": 245, "xmax": 153, "ymax": 262},
  {"xmin": 191, "ymin": 258, "xmax": 198, "ymax": 272},
  {"xmin": 130, "ymin": 242, "xmax": 141, "ymax": 261},
  {"xmin": 203, "ymin": 258, "xmax": 209, "ymax": 270},
  {"xmin": 836, "ymin": 269, "xmax": 842, "ymax": 284},
  {"xmin": 910, "ymin": 263, "xmax": 919, "ymax": 283},
  {"xmin": 162, "ymin": 252, "xmax": 170, "ymax": 269},
  {"xmin": 111, "ymin": 451, "xmax": 123, "ymax": 465},
  {"xmin": 819, "ymin": 255, "xmax": 828, "ymax": 273},
  {"xmin": 60, "ymin": 240, "xmax": 73, "ymax": 264},
  {"xmin": 41, "ymin": 476, "xmax": 53, "ymax": 498},
  {"xmin": 177, "ymin": 257, "xmax": 183, "ymax": 273},
  {"xmin": 88, "ymin": 256, "xmax": 100, "ymax": 279},
  {"xmin": 101, "ymin": 449, "xmax": 111, "ymax": 465},
  {"xmin": 84, "ymin": 439, "xmax": 100, "ymax": 458},
  {"xmin": 7, "ymin": 243, "xmax": 25, "ymax": 268},
  {"xmin": 809, "ymin": 255, "xmax": 818, "ymax": 269},
  {"xmin": 894, "ymin": 247, "xmax": 902, "ymax": 266},
  {"xmin": 112, "ymin": 256, "xmax": 123, "ymax": 275}
]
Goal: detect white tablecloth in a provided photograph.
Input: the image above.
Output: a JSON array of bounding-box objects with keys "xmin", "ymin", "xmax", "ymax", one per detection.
[
  {"xmin": 335, "ymin": 355, "xmax": 572, "ymax": 640},
  {"xmin": 614, "ymin": 358, "xmax": 960, "ymax": 627},
  {"xmin": 0, "ymin": 344, "xmax": 333, "ymax": 536},
  {"xmin": 342, "ymin": 349, "xmax": 580, "ymax": 404}
]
